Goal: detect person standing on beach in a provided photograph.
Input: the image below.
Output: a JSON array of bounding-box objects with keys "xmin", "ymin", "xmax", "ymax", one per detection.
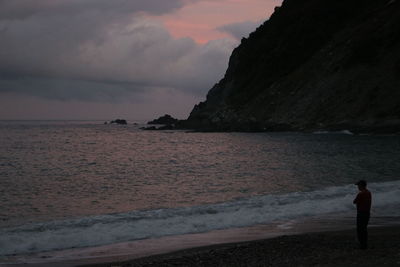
[{"xmin": 353, "ymin": 180, "xmax": 372, "ymax": 249}]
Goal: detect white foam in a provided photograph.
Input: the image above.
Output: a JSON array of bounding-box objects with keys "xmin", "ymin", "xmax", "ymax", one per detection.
[
  {"xmin": 0, "ymin": 180, "xmax": 399, "ymax": 256},
  {"xmin": 313, "ymin": 130, "xmax": 354, "ymax": 135}
]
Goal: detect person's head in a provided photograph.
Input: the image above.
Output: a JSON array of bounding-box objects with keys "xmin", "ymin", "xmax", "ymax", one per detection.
[{"xmin": 355, "ymin": 180, "xmax": 367, "ymax": 190}]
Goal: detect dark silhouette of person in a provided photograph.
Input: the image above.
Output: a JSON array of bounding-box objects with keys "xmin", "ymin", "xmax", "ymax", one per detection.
[{"xmin": 353, "ymin": 180, "xmax": 372, "ymax": 249}]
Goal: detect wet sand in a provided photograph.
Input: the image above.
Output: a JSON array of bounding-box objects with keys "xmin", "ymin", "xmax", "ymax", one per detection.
[
  {"xmin": 81, "ymin": 225, "xmax": 400, "ymax": 267},
  {"xmin": 2, "ymin": 220, "xmax": 399, "ymax": 267}
]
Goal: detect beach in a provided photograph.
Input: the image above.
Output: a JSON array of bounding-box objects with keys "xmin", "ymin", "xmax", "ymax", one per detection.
[
  {"xmin": 4, "ymin": 223, "xmax": 398, "ymax": 267},
  {"xmin": 82, "ymin": 225, "xmax": 400, "ymax": 267}
]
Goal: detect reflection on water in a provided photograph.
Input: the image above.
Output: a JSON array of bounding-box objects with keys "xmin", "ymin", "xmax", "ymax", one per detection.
[{"xmin": 0, "ymin": 122, "xmax": 399, "ymax": 227}]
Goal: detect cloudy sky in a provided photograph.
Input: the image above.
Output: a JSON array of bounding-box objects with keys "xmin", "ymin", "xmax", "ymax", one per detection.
[{"xmin": 0, "ymin": 0, "xmax": 281, "ymax": 120}]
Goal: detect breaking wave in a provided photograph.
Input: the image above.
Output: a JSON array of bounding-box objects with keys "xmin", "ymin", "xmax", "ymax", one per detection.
[{"xmin": 1, "ymin": 180, "xmax": 399, "ymax": 255}]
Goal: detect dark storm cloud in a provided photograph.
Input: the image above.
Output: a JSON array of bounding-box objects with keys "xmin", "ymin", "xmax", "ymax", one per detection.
[
  {"xmin": 217, "ymin": 20, "xmax": 262, "ymax": 40},
  {"xmin": 0, "ymin": 0, "xmax": 236, "ymax": 101},
  {"xmin": 0, "ymin": 0, "xmax": 188, "ymax": 19},
  {"xmin": 0, "ymin": 76, "xmax": 148, "ymax": 102}
]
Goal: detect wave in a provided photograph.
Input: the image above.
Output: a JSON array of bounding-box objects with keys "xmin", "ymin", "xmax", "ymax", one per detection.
[
  {"xmin": 1, "ymin": 180, "xmax": 399, "ymax": 255},
  {"xmin": 313, "ymin": 130, "xmax": 354, "ymax": 135}
]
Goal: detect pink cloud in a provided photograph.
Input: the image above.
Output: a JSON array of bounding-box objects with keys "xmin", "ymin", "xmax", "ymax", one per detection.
[
  {"xmin": 0, "ymin": 0, "xmax": 282, "ymax": 119},
  {"xmin": 155, "ymin": 0, "xmax": 281, "ymax": 43}
]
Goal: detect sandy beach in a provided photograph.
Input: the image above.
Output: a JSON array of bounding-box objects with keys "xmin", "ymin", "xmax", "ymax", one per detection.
[
  {"xmin": 78, "ymin": 225, "xmax": 400, "ymax": 267},
  {"xmin": 2, "ymin": 214, "xmax": 399, "ymax": 267},
  {"xmin": 1, "ymin": 222, "xmax": 399, "ymax": 267}
]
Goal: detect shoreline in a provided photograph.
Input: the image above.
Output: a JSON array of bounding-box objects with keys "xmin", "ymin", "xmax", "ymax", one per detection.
[
  {"xmin": 2, "ymin": 216, "xmax": 399, "ymax": 267},
  {"xmin": 82, "ymin": 225, "xmax": 400, "ymax": 267}
]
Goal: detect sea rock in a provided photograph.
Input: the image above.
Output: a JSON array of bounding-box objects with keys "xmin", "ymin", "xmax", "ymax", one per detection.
[
  {"xmin": 110, "ymin": 119, "xmax": 127, "ymax": 125},
  {"xmin": 147, "ymin": 114, "xmax": 179, "ymax": 125}
]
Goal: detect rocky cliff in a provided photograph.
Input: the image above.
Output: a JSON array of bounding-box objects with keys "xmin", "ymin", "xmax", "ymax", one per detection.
[{"xmin": 184, "ymin": 0, "xmax": 400, "ymax": 133}]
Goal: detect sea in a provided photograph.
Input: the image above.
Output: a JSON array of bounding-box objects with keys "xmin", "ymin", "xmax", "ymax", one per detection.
[{"xmin": 0, "ymin": 120, "xmax": 399, "ymax": 259}]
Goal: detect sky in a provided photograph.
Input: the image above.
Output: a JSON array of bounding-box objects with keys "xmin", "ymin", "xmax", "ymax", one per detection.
[{"xmin": 0, "ymin": 0, "xmax": 282, "ymax": 120}]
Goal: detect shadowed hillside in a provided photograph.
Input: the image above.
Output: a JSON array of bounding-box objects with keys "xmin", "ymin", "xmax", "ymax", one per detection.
[{"xmin": 184, "ymin": 0, "xmax": 400, "ymax": 133}]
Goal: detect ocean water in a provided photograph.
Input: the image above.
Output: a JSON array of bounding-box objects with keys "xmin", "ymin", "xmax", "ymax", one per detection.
[{"xmin": 0, "ymin": 121, "xmax": 399, "ymax": 256}]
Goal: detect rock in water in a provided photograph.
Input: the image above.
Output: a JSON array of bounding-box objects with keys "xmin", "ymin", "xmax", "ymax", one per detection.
[
  {"xmin": 110, "ymin": 119, "xmax": 127, "ymax": 125},
  {"xmin": 148, "ymin": 114, "xmax": 178, "ymax": 125}
]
